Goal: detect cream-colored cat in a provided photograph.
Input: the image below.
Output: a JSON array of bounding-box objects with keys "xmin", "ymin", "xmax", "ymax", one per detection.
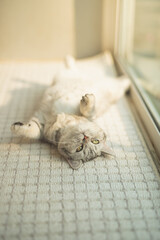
[{"xmin": 11, "ymin": 56, "xmax": 130, "ymax": 169}]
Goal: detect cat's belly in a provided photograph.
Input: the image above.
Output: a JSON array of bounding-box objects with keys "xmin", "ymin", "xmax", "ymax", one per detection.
[
  {"xmin": 41, "ymin": 79, "xmax": 110, "ymax": 116},
  {"xmin": 45, "ymin": 82, "xmax": 97, "ymax": 115}
]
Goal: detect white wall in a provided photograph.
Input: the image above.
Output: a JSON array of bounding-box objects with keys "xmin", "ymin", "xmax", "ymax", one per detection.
[
  {"xmin": 0, "ymin": 0, "xmax": 116, "ymax": 60},
  {"xmin": 102, "ymin": 0, "xmax": 117, "ymax": 53},
  {"xmin": 0, "ymin": 0, "xmax": 75, "ymax": 60}
]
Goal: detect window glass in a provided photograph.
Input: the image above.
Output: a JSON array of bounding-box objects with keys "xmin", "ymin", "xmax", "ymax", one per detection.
[{"xmin": 129, "ymin": 0, "xmax": 160, "ymax": 129}]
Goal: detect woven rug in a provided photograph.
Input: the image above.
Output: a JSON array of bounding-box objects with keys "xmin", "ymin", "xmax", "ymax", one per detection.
[{"xmin": 0, "ymin": 55, "xmax": 160, "ymax": 240}]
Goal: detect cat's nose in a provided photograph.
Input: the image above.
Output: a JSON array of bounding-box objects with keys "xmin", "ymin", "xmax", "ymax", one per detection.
[{"xmin": 83, "ymin": 135, "xmax": 89, "ymax": 140}]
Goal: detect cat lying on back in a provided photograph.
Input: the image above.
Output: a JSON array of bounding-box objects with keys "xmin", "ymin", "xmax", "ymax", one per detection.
[{"xmin": 11, "ymin": 55, "xmax": 130, "ymax": 169}]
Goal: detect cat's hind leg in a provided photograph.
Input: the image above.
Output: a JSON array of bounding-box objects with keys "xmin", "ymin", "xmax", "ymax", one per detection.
[
  {"xmin": 11, "ymin": 118, "xmax": 43, "ymax": 139},
  {"xmin": 80, "ymin": 94, "xmax": 96, "ymax": 120}
]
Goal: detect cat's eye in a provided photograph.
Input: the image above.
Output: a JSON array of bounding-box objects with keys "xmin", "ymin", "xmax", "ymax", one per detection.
[
  {"xmin": 76, "ymin": 144, "xmax": 83, "ymax": 152},
  {"xmin": 91, "ymin": 139, "xmax": 99, "ymax": 144}
]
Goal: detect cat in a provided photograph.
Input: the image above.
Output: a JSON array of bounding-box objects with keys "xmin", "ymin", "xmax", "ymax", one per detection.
[{"xmin": 11, "ymin": 55, "xmax": 130, "ymax": 170}]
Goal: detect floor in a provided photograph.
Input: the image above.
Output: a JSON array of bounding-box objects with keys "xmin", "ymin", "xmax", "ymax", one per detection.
[{"xmin": 0, "ymin": 55, "xmax": 160, "ymax": 240}]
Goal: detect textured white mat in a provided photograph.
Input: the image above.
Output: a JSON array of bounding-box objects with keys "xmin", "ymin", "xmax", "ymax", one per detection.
[{"xmin": 0, "ymin": 56, "xmax": 160, "ymax": 240}]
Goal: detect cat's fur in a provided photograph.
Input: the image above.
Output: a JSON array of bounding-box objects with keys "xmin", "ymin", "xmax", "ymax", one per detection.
[{"xmin": 11, "ymin": 55, "xmax": 130, "ymax": 169}]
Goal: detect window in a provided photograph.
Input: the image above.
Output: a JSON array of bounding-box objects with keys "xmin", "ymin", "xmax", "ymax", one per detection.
[{"xmin": 114, "ymin": 0, "xmax": 160, "ymax": 158}]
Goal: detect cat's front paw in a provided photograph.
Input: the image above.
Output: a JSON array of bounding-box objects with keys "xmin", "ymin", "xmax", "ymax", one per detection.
[
  {"xmin": 11, "ymin": 122, "xmax": 31, "ymax": 136},
  {"xmin": 80, "ymin": 94, "xmax": 96, "ymax": 119},
  {"xmin": 81, "ymin": 94, "xmax": 95, "ymax": 106},
  {"xmin": 11, "ymin": 119, "xmax": 42, "ymax": 139}
]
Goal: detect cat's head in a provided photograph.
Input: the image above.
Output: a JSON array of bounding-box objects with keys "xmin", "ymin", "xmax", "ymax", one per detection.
[{"xmin": 58, "ymin": 122, "xmax": 114, "ymax": 169}]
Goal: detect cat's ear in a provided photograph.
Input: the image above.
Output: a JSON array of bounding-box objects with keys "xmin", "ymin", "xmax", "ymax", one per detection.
[
  {"xmin": 101, "ymin": 144, "xmax": 115, "ymax": 157},
  {"xmin": 67, "ymin": 159, "xmax": 83, "ymax": 170}
]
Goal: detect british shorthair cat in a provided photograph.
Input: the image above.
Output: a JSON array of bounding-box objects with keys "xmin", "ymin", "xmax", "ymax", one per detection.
[{"xmin": 11, "ymin": 55, "xmax": 130, "ymax": 169}]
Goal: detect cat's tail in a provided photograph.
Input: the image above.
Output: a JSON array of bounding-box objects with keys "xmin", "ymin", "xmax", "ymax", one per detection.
[{"xmin": 64, "ymin": 55, "xmax": 76, "ymax": 69}]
